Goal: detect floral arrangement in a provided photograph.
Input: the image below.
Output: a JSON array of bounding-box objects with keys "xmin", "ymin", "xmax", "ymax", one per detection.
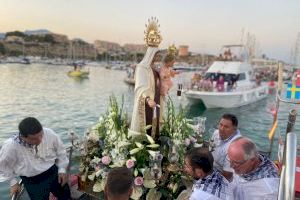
[{"xmin": 79, "ymin": 96, "xmax": 203, "ymax": 200}]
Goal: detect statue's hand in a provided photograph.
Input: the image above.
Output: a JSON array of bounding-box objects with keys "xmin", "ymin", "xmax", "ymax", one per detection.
[{"xmin": 147, "ymin": 99, "xmax": 157, "ymax": 108}]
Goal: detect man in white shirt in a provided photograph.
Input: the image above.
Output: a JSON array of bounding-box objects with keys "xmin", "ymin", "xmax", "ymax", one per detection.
[
  {"xmin": 228, "ymin": 137, "xmax": 279, "ymax": 200},
  {"xmin": 0, "ymin": 117, "xmax": 70, "ymax": 199},
  {"xmin": 184, "ymin": 147, "xmax": 233, "ymax": 200},
  {"xmin": 104, "ymin": 167, "xmax": 134, "ymax": 200},
  {"xmin": 210, "ymin": 113, "xmax": 241, "ymax": 180}
]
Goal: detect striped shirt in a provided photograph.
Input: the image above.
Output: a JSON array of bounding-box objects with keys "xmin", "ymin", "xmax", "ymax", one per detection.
[
  {"xmin": 190, "ymin": 170, "xmax": 234, "ymax": 200},
  {"xmin": 232, "ymin": 154, "xmax": 279, "ymax": 200}
]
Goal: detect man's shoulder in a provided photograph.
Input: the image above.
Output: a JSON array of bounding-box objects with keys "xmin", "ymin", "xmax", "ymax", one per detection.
[
  {"xmin": 43, "ymin": 128, "xmax": 58, "ymax": 138},
  {"xmin": 0, "ymin": 137, "xmax": 18, "ymax": 153},
  {"xmin": 191, "ymin": 189, "xmax": 221, "ymax": 200},
  {"xmin": 226, "ymin": 130, "xmax": 242, "ymax": 145},
  {"xmin": 211, "ymin": 130, "xmax": 219, "ymax": 139}
]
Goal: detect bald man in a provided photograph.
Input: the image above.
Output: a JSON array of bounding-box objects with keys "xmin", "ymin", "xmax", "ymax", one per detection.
[{"xmin": 227, "ymin": 137, "xmax": 279, "ymax": 200}]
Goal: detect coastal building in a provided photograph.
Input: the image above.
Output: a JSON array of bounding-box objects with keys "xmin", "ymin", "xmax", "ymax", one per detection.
[
  {"xmin": 94, "ymin": 40, "xmax": 122, "ymax": 54},
  {"xmin": 251, "ymin": 58, "xmax": 278, "ymax": 69},
  {"xmin": 5, "ymin": 36, "xmax": 24, "ymax": 43},
  {"xmin": 178, "ymin": 45, "xmax": 189, "ymax": 57},
  {"xmin": 123, "ymin": 44, "xmax": 146, "ymax": 53},
  {"xmin": 50, "ymin": 34, "xmax": 69, "ymax": 44}
]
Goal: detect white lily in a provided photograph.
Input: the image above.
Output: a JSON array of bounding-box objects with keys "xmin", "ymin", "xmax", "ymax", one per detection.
[
  {"xmin": 88, "ymin": 172, "xmax": 96, "ymax": 181},
  {"xmin": 148, "ymin": 150, "xmax": 157, "ymax": 158},
  {"xmin": 91, "ymin": 156, "xmax": 101, "ymax": 164},
  {"xmin": 131, "ymin": 156, "xmax": 137, "ymax": 162},
  {"xmin": 146, "ymin": 144, "xmax": 160, "ymax": 148},
  {"xmin": 194, "ymin": 143, "xmax": 203, "ymax": 147},
  {"xmin": 118, "ymin": 141, "xmax": 132, "ymax": 148},
  {"xmin": 134, "ymin": 168, "xmax": 139, "ymax": 176},
  {"xmin": 130, "ymin": 147, "xmax": 142, "ymax": 155},
  {"xmin": 135, "ymin": 142, "xmax": 144, "ymax": 148},
  {"xmin": 145, "ymin": 134, "xmax": 155, "ymax": 144}
]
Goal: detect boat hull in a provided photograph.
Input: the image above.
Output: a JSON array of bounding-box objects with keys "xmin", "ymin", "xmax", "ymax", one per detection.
[
  {"xmin": 68, "ymin": 71, "xmax": 89, "ymax": 78},
  {"xmin": 185, "ymin": 85, "xmax": 269, "ymax": 108}
]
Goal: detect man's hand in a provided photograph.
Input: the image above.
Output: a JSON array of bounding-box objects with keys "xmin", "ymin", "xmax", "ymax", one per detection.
[
  {"xmin": 58, "ymin": 173, "xmax": 68, "ymax": 186},
  {"xmin": 10, "ymin": 183, "xmax": 20, "ymax": 197},
  {"xmin": 147, "ymin": 99, "xmax": 157, "ymax": 108}
]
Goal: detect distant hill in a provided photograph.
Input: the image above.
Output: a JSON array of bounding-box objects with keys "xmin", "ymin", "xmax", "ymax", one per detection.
[{"xmin": 24, "ymin": 29, "xmax": 51, "ymax": 35}]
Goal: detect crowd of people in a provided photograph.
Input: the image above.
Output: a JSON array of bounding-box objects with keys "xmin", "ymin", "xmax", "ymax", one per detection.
[
  {"xmin": 191, "ymin": 74, "xmax": 237, "ymax": 92},
  {"xmin": 119, "ymin": 119, "xmax": 280, "ymax": 200},
  {"xmin": 0, "ymin": 114, "xmax": 280, "ymax": 200}
]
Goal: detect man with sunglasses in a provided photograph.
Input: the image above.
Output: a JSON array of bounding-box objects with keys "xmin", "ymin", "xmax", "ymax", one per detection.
[
  {"xmin": 228, "ymin": 137, "xmax": 279, "ymax": 200},
  {"xmin": 184, "ymin": 147, "xmax": 233, "ymax": 200},
  {"xmin": 0, "ymin": 117, "xmax": 70, "ymax": 199},
  {"xmin": 210, "ymin": 113, "xmax": 241, "ymax": 181}
]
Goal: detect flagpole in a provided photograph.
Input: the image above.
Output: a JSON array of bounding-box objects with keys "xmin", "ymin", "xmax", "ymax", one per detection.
[{"xmin": 268, "ymin": 61, "xmax": 283, "ymax": 157}]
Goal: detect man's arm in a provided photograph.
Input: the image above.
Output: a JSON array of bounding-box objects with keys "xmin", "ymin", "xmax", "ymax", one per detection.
[
  {"xmin": 52, "ymin": 129, "xmax": 69, "ymax": 185},
  {"xmin": 0, "ymin": 140, "xmax": 20, "ymax": 195},
  {"xmin": 51, "ymin": 130, "xmax": 68, "ymax": 173}
]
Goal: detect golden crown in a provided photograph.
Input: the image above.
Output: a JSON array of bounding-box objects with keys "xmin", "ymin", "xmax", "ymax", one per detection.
[
  {"xmin": 168, "ymin": 44, "xmax": 177, "ymax": 55},
  {"xmin": 144, "ymin": 17, "xmax": 162, "ymax": 47}
]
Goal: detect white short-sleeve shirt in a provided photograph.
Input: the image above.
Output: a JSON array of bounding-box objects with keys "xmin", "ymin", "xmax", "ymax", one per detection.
[
  {"xmin": 232, "ymin": 175, "xmax": 279, "ymax": 200},
  {"xmin": 211, "ymin": 130, "xmax": 241, "ymax": 172}
]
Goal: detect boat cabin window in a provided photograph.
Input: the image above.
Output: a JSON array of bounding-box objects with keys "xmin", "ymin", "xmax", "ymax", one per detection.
[
  {"xmin": 238, "ymin": 73, "xmax": 246, "ymax": 81},
  {"xmin": 205, "ymin": 73, "xmax": 238, "ymax": 82}
]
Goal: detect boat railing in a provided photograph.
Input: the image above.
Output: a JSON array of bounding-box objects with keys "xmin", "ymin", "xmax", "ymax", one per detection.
[{"xmin": 277, "ymin": 132, "xmax": 297, "ymax": 200}]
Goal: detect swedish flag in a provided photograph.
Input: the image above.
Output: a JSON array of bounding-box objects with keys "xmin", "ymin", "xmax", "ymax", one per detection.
[{"xmin": 286, "ymin": 83, "xmax": 300, "ymax": 99}]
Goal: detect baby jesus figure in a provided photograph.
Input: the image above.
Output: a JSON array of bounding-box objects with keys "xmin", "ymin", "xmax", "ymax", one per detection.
[{"xmin": 160, "ymin": 53, "xmax": 178, "ymax": 96}]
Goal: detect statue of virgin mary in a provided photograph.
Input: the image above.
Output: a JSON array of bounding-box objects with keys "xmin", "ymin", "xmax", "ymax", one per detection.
[{"xmin": 129, "ymin": 17, "xmax": 162, "ymax": 140}]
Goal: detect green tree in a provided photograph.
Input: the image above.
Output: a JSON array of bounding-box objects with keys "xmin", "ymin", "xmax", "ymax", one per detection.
[
  {"xmin": 0, "ymin": 43, "xmax": 6, "ymax": 55},
  {"xmin": 43, "ymin": 34, "xmax": 54, "ymax": 43},
  {"xmin": 9, "ymin": 50, "xmax": 22, "ymax": 56},
  {"xmin": 5, "ymin": 31, "xmax": 25, "ymax": 38}
]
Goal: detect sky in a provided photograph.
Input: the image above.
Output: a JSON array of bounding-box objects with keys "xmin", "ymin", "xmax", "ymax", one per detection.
[{"xmin": 1, "ymin": 0, "xmax": 299, "ymax": 62}]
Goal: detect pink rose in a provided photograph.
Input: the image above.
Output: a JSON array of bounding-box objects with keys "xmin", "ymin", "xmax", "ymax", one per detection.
[
  {"xmin": 185, "ymin": 138, "xmax": 191, "ymax": 146},
  {"xmin": 126, "ymin": 159, "xmax": 135, "ymax": 169},
  {"xmin": 134, "ymin": 176, "xmax": 144, "ymax": 186},
  {"xmin": 190, "ymin": 136, "xmax": 197, "ymax": 143},
  {"xmin": 101, "ymin": 156, "xmax": 111, "ymax": 165},
  {"xmin": 95, "ymin": 165, "xmax": 101, "ymax": 171}
]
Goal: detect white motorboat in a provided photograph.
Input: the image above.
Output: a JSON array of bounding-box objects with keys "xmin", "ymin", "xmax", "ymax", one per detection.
[{"xmin": 184, "ymin": 45, "xmax": 269, "ymax": 108}]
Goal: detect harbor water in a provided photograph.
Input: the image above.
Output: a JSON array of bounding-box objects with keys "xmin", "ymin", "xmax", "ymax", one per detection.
[{"xmin": 0, "ymin": 63, "xmax": 299, "ymax": 199}]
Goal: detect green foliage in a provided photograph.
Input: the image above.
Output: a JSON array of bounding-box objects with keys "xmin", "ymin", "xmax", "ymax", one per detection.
[
  {"xmin": 160, "ymin": 97, "xmax": 194, "ymax": 140},
  {"xmin": 24, "ymin": 34, "xmax": 55, "ymax": 43},
  {"xmin": 5, "ymin": 31, "xmax": 25, "ymax": 38},
  {"xmin": 8, "ymin": 50, "xmax": 22, "ymax": 56},
  {"xmin": 43, "ymin": 34, "xmax": 55, "ymax": 43},
  {"xmin": 80, "ymin": 95, "xmax": 199, "ymax": 199},
  {"xmin": 0, "ymin": 43, "xmax": 6, "ymax": 55}
]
